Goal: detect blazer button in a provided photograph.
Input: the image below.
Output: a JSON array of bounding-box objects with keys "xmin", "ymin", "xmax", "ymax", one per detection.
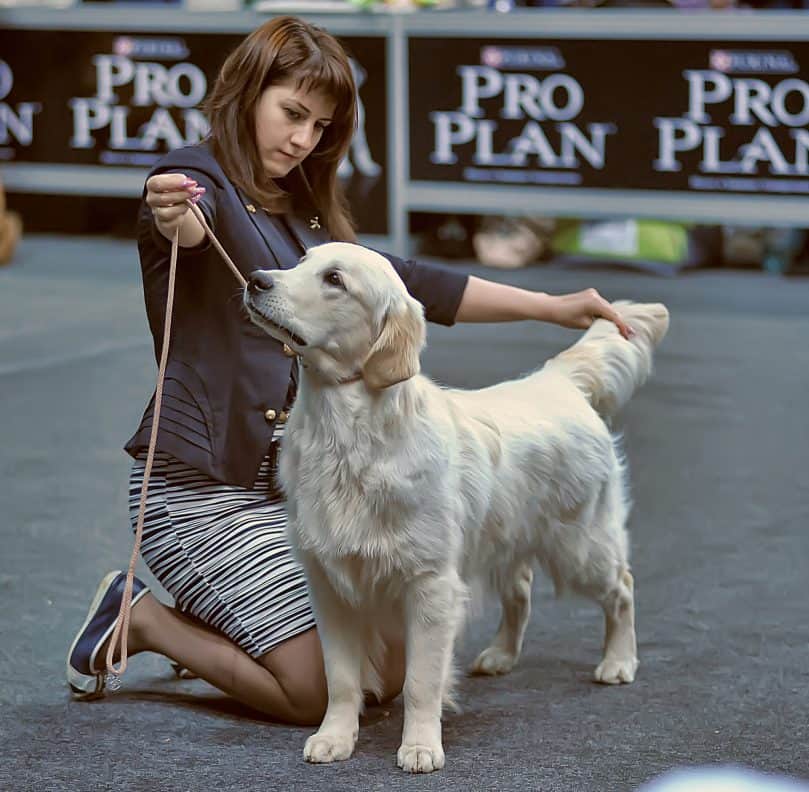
[
  {"xmin": 278, "ymin": 410, "xmax": 288, "ymax": 423},
  {"xmin": 264, "ymin": 409, "xmax": 277, "ymax": 422},
  {"xmin": 283, "ymin": 344, "xmax": 296, "ymax": 358}
]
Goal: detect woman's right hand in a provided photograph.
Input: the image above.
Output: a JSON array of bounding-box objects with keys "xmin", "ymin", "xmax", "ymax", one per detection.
[
  {"xmin": 145, "ymin": 172, "xmax": 207, "ymax": 247},
  {"xmin": 145, "ymin": 173, "xmax": 205, "ymax": 231}
]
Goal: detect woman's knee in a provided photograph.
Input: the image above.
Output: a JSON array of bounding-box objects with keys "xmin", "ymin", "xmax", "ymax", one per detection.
[
  {"xmin": 260, "ymin": 629, "xmax": 328, "ymax": 725},
  {"xmin": 374, "ymin": 636, "xmax": 406, "ymax": 706},
  {"xmin": 260, "ymin": 627, "xmax": 404, "ymax": 721}
]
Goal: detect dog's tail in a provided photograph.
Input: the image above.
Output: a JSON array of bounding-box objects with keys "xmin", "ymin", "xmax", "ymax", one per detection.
[{"xmin": 545, "ymin": 301, "xmax": 670, "ymax": 420}]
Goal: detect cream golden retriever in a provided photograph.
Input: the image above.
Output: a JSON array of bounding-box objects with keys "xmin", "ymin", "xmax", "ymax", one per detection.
[{"xmin": 244, "ymin": 242, "xmax": 669, "ymax": 774}]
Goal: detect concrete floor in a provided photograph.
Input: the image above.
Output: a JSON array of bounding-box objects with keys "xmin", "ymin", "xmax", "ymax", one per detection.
[{"xmin": 1, "ymin": 235, "xmax": 808, "ymax": 791}]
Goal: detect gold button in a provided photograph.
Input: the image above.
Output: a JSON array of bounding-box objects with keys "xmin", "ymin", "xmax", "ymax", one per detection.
[
  {"xmin": 283, "ymin": 343, "xmax": 296, "ymax": 357},
  {"xmin": 246, "ymin": 204, "xmax": 257, "ymax": 214},
  {"xmin": 278, "ymin": 410, "xmax": 288, "ymax": 423},
  {"xmin": 264, "ymin": 409, "xmax": 277, "ymax": 422}
]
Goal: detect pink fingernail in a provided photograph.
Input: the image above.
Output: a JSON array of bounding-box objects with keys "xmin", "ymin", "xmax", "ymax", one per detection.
[
  {"xmin": 182, "ymin": 178, "xmax": 197, "ymax": 187},
  {"xmin": 193, "ymin": 186, "xmax": 206, "ymax": 194}
]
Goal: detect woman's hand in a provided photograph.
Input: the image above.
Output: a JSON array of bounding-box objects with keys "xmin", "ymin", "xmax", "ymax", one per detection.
[
  {"xmin": 145, "ymin": 173, "xmax": 204, "ymax": 230},
  {"xmin": 544, "ymin": 289, "xmax": 635, "ymax": 339},
  {"xmin": 145, "ymin": 173, "xmax": 207, "ymax": 247}
]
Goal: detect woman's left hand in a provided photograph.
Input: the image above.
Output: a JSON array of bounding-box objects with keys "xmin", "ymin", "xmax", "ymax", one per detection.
[{"xmin": 545, "ymin": 289, "xmax": 635, "ymax": 340}]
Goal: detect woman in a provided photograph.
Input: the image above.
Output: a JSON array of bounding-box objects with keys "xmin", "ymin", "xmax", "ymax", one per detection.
[{"xmin": 66, "ymin": 16, "xmax": 634, "ymax": 725}]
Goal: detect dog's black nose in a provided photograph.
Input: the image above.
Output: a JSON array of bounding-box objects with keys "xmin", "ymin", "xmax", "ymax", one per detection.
[{"xmin": 248, "ymin": 270, "xmax": 275, "ymax": 294}]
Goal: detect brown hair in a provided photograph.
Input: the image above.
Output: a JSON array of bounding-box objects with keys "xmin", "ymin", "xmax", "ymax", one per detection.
[{"xmin": 204, "ymin": 16, "xmax": 357, "ymax": 242}]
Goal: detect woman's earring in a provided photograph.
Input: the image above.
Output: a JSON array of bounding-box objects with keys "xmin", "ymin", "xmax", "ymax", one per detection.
[{"xmin": 309, "ymin": 216, "xmax": 321, "ymax": 230}]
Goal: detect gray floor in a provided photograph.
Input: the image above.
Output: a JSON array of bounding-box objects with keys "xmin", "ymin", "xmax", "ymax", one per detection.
[{"xmin": 1, "ymin": 235, "xmax": 808, "ymax": 792}]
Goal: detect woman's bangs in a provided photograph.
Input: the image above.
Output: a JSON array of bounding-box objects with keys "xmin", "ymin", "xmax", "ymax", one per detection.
[{"xmin": 295, "ymin": 56, "xmax": 355, "ymax": 126}]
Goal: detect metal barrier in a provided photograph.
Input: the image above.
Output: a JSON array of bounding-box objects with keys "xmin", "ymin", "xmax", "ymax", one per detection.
[{"xmin": 2, "ymin": 7, "xmax": 809, "ymax": 254}]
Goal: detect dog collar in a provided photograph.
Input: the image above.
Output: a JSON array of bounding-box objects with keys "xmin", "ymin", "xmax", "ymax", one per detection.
[{"xmin": 300, "ymin": 359, "xmax": 363, "ymax": 386}]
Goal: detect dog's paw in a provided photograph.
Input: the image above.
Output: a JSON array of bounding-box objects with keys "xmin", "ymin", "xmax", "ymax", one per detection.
[
  {"xmin": 397, "ymin": 742, "xmax": 445, "ymax": 773},
  {"xmin": 470, "ymin": 646, "xmax": 517, "ymax": 676},
  {"xmin": 594, "ymin": 655, "xmax": 638, "ymax": 685},
  {"xmin": 303, "ymin": 732, "xmax": 356, "ymax": 764}
]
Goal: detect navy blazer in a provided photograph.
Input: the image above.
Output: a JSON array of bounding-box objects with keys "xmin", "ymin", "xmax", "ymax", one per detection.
[{"xmin": 125, "ymin": 142, "xmax": 469, "ymax": 488}]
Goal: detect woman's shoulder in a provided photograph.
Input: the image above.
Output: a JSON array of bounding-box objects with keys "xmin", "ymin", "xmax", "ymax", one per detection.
[{"xmin": 148, "ymin": 140, "xmax": 226, "ymax": 186}]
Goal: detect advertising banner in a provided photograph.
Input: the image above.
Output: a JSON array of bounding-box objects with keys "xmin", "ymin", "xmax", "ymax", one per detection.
[
  {"xmin": 410, "ymin": 37, "xmax": 809, "ymax": 197},
  {"xmin": 0, "ymin": 29, "xmax": 388, "ymax": 233}
]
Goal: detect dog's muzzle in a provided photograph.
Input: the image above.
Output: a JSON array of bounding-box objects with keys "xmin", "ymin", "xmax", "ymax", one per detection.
[{"xmin": 245, "ymin": 271, "xmax": 308, "ymax": 347}]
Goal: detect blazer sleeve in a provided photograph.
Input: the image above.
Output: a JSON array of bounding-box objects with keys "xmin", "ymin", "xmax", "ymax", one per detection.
[{"xmin": 375, "ymin": 251, "xmax": 469, "ymax": 327}]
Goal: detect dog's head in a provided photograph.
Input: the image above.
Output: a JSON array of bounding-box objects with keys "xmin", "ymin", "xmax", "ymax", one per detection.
[{"xmin": 244, "ymin": 242, "xmax": 426, "ymax": 390}]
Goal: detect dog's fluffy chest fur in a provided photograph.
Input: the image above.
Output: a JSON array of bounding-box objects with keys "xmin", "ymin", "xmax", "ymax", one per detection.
[{"xmin": 279, "ymin": 378, "xmax": 465, "ymax": 598}]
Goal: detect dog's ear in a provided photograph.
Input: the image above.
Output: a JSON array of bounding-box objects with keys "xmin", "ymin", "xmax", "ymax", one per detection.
[{"xmin": 362, "ymin": 295, "xmax": 426, "ymax": 390}]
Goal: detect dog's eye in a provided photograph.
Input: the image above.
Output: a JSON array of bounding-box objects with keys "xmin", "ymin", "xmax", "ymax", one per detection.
[{"xmin": 323, "ymin": 270, "xmax": 344, "ymax": 289}]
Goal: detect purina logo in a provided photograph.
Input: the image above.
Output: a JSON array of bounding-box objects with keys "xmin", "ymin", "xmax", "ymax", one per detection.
[
  {"xmin": 709, "ymin": 49, "xmax": 798, "ymax": 75},
  {"xmin": 481, "ymin": 46, "xmax": 565, "ymax": 72},
  {"xmin": 112, "ymin": 36, "xmax": 189, "ymax": 61}
]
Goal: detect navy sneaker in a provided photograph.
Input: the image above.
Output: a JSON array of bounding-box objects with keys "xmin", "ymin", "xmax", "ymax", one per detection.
[{"xmin": 66, "ymin": 570, "xmax": 150, "ymax": 700}]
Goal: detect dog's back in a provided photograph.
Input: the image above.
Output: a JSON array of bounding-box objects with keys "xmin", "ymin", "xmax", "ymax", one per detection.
[{"xmin": 444, "ymin": 301, "xmax": 670, "ymax": 514}]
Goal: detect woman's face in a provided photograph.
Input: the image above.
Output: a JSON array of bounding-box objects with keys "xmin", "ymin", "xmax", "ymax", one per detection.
[{"xmin": 254, "ymin": 78, "xmax": 337, "ymax": 178}]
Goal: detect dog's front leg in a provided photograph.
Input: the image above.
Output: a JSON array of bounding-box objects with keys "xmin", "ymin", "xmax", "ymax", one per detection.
[
  {"xmin": 398, "ymin": 571, "xmax": 465, "ymax": 774},
  {"xmin": 300, "ymin": 557, "xmax": 364, "ymax": 764}
]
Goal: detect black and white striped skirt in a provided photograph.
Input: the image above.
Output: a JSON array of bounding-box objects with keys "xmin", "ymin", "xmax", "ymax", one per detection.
[{"xmin": 128, "ymin": 429, "xmax": 315, "ymax": 658}]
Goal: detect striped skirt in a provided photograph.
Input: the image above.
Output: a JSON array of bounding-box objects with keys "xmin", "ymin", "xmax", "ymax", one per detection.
[{"xmin": 128, "ymin": 429, "xmax": 316, "ymax": 658}]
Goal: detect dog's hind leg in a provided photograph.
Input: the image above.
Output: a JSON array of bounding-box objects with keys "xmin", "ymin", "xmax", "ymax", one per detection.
[
  {"xmin": 591, "ymin": 478, "xmax": 638, "ymax": 685},
  {"xmin": 555, "ymin": 554, "xmax": 638, "ymax": 685},
  {"xmin": 539, "ymin": 467, "xmax": 638, "ymax": 684},
  {"xmin": 565, "ymin": 482, "xmax": 638, "ymax": 683},
  {"xmin": 593, "ymin": 568, "xmax": 638, "ymax": 685},
  {"xmin": 470, "ymin": 561, "xmax": 533, "ymax": 676}
]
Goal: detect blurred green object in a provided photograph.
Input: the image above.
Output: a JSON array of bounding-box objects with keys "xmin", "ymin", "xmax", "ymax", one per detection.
[{"xmin": 553, "ymin": 218, "xmax": 690, "ymax": 265}]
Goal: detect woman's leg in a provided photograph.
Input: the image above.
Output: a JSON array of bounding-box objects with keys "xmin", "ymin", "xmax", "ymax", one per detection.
[
  {"xmin": 103, "ymin": 594, "xmax": 404, "ymax": 725},
  {"xmin": 101, "ymin": 591, "xmax": 324, "ymax": 724},
  {"xmin": 263, "ymin": 618, "xmax": 406, "ymax": 712}
]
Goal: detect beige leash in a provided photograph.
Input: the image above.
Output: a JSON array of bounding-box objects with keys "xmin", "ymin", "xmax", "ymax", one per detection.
[{"xmin": 104, "ymin": 200, "xmax": 246, "ymax": 685}]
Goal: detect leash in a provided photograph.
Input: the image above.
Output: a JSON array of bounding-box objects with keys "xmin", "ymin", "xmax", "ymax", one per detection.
[{"xmin": 104, "ymin": 200, "xmax": 246, "ymax": 685}]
